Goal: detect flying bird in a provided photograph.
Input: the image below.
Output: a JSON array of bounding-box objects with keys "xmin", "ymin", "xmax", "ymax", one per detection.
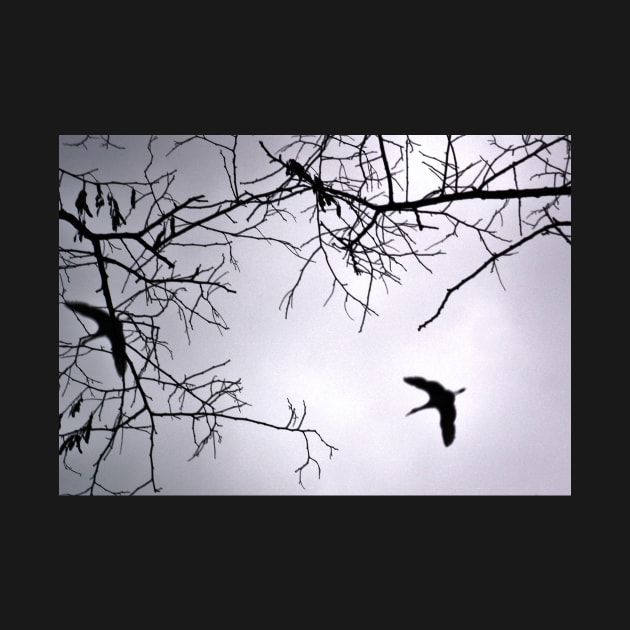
[
  {"xmin": 403, "ymin": 376, "xmax": 466, "ymax": 447},
  {"xmin": 65, "ymin": 301, "xmax": 127, "ymax": 378}
]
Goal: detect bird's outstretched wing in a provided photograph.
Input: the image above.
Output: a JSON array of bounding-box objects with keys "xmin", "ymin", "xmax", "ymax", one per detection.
[
  {"xmin": 403, "ymin": 376, "xmax": 428, "ymax": 389},
  {"xmin": 403, "ymin": 376, "xmax": 445, "ymax": 398},
  {"xmin": 439, "ymin": 404, "xmax": 456, "ymax": 447},
  {"xmin": 65, "ymin": 301, "xmax": 127, "ymax": 378},
  {"xmin": 65, "ymin": 301, "xmax": 110, "ymax": 327}
]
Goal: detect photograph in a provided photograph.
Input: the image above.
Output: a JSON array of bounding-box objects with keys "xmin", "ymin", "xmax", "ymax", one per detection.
[{"xmin": 58, "ymin": 134, "xmax": 571, "ymax": 495}]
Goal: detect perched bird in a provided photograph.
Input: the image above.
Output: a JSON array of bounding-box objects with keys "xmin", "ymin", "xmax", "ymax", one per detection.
[
  {"xmin": 285, "ymin": 159, "xmax": 313, "ymax": 185},
  {"xmin": 403, "ymin": 376, "xmax": 466, "ymax": 447},
  {"xmin": 65, "ymin": 301, "xmax": 127, "ymax": 378}
]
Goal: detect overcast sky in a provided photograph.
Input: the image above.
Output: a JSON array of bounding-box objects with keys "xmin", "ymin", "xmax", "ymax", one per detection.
[{"xmin": 58, "ymin": 135, "xmax": 571, "ymax": 495}]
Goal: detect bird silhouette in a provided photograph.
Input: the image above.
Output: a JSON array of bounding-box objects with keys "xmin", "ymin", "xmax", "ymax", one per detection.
[
  {"xmin": 285, "ymin": 159, "xmax": 314, "ymax": 185},
  {"xmin": 403, "ymin": 376, "xmax": 466, "ymax": 447},
  {"xmin": 65, "ymin": 301, "xmax": 127, "ymax": 378}
]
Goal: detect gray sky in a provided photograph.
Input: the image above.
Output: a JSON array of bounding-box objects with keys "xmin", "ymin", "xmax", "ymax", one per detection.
[{"xmin": 59, "ymin": 135, "xmax": 571, "ymax": 495}]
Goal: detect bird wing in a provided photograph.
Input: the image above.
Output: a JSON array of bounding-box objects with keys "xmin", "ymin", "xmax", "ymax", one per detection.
[
  {"xmin": 66, "ymin": 302, "xmax": 127, "ymax": 378},
  {"xmin": 65, "ymin": 301, "xmax": 109, "ymax": 327},
  {"xmin": 406, "ymin": 405, "xmax": 428, "ymax": 416},
  {"xmin": 439, "ymin": 404, "xmax": 456, "ymax": 447},
  {"xmin": 403, "ymin": 377, "xmax": 445, "ymax": 398}
]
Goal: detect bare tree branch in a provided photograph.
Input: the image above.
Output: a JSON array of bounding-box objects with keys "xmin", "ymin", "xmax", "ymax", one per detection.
[{"xmin": 417, "ymin": 221, "xmax": 571, "ymax": 332}]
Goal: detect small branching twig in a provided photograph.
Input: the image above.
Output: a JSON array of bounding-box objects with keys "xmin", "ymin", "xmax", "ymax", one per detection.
[{"xmin": 295, "ymin": 429, "xmax": 339, "ymax": 490}]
